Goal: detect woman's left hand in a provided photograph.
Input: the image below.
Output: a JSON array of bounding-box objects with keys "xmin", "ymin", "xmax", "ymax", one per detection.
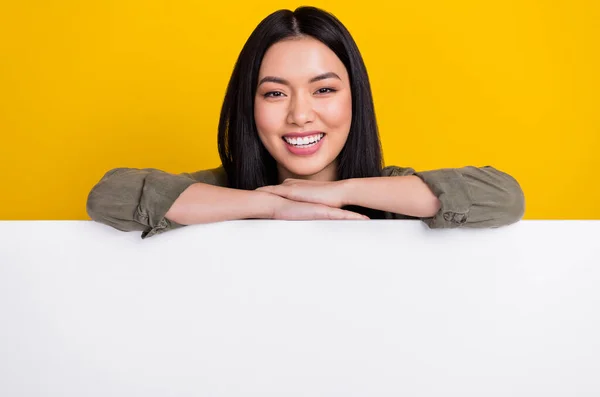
[{"xmin": 256, "ymin": 179, "xmax": 350, "ymax": 209}]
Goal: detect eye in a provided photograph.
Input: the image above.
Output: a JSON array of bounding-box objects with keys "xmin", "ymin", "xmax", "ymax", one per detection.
[
  {"xmin": 316, "ymin": 87, "xmax": 337, "ymax": 94},
  {"xmin": 264, "ymin": 91, "xmax": 285, "ymax": 98}
]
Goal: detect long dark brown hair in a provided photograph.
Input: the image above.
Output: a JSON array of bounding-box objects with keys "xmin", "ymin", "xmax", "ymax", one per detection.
[{"xmin": 217, "ymin": 6, "xmax": 385, "ymax": 218}]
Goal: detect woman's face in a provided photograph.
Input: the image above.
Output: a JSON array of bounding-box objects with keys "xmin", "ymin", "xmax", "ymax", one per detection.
[{"xmin": 254, "ymin": 36, "xmax": 352, "ymax": 182}]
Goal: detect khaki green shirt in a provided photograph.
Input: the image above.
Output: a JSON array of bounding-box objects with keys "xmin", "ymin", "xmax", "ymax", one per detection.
[{"xmin": 86, "ymin": 165, "xmax": 525, "ymax": 239}]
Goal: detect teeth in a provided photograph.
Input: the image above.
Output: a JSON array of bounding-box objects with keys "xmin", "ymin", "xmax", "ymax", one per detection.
[{"xmin": 284, "ymin": 133, "xmax": 324, "ymax": 146}]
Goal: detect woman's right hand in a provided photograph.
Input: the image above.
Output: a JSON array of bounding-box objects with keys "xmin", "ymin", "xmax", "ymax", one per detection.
[{"xmin": 269, "ymin": 194, "xmax": 369, "ymax": 220}]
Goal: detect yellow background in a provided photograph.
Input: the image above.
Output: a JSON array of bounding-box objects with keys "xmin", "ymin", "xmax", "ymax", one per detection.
[{"xmin": 1, "ymin": 0, "xmax": 598, "ymax": 220}]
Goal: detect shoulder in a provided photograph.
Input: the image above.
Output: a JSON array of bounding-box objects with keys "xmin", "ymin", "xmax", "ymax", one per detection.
[
  {"xmin": 381, "ymin": 165, "xmax": 417, "ymax": 177},
  {"xmin": 182, "ymin": 165, "xmax": 229, "ymax": 187}
]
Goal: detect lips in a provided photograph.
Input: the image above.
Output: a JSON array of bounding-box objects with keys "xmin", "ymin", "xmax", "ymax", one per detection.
[
  {"xmin": 282, "ymin": 131, "xmax": 325, "ymax": 138},
  {"xmin": 282, "ymin": 133, "xmax": 326, "ymax": 156}
]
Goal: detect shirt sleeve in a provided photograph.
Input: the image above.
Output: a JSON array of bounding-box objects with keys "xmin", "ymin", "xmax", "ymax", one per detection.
[
  {"xmin": 382, "ymin": 165, "xmax": 525, "ymax": 228},
  {"xmin": 86, "ymin": 166, "xmax": 226, "ymax": 239}
]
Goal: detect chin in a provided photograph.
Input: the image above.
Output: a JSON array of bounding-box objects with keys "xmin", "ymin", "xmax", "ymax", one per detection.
[{"xmin": 280, "ymin": 159, "xmax": 329, "ymax": 178}]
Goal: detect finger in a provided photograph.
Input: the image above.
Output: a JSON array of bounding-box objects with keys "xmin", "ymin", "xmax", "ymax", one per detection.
[
  {"xmin": 346, "ymin": 211, "xmax": 370, "ymax": 220},
  {"xmin": 329, "ymin": 208, "xmax": 369, "ymax": 220},
  {"xmin": 349, "ymin": 212, "xmax": 370, "ymax": 220}
]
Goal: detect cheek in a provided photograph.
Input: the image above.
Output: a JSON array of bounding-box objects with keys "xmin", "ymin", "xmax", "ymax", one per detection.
[
  {"xmin": 254, "ymin": 102, "xmax": 282, "ymax": 138},
  {"xmin": 319, "ymin": 94, "xmax": 352, "ymax": 129}
]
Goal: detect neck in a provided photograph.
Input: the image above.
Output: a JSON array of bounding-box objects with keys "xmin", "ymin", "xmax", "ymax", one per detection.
[{"xmin": 277, "ymin": 160, "xmax": 338, "ymax": 183}]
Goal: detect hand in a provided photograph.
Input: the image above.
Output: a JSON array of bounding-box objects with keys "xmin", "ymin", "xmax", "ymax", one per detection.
[
  {"xmin": 269, "ymin": 195, "xmax": 368, "ymax": 220},
  {"xmin": 257, "ymin": 178, "xmax": 350, "ymax": 208}
]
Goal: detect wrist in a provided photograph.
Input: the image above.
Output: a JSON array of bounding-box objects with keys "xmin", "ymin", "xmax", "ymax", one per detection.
[
  {"xmin": 338, "ymin": 178, "xmax": 358, "ymax": 207},
  {"xmin": 248, "ymin": 190, "xmax": 281, "ymax": 219}
]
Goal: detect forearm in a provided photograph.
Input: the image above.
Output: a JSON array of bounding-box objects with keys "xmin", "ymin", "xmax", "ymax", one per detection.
[
  {"xmin": 165, "ymin": 183, "xmax": 276, "ymax": 225},
  {"xmin": 343, "ymin": 176, "xmax": 441, "ymax": 218}
]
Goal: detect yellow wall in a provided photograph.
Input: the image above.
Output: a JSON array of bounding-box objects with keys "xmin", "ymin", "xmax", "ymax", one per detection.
[{"xmin": 1, "ymin": 0, "xmax": 598, "ymax": 220}]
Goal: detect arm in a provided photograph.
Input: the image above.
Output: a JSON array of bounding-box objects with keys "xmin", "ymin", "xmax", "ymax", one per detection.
[
  {"xmin": 86, "ymin": 166, "xmax": 269, "ymax": 239},
  {"xmin": 86, "ymin": 166, "xmax": 367, "ymax": 239},
  {"xmin": 345, "ymin": 165, "xmax": 525, "ymax": 228},
  {"xmin": 342, "ymin": 175, "xmax": 441, "ymax": 218},
  {"xmin": 164, "ymin": 183, "xmax": 276, "ymax": 225}
]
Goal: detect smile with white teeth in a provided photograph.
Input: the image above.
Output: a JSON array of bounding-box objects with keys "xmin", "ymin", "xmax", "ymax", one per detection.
[{"xmin": 283, "ymin": 133, "xmax": 325, "ymax": 147}]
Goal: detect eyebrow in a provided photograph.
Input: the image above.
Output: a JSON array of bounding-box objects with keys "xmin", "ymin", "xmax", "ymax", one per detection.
[{"xmin": 258, "ymin": 72, "xmax": 341, "ymax": 87}]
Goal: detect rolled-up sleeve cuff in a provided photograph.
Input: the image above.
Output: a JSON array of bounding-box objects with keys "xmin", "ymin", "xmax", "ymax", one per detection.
[
  {"xmin": 136, "ymin": 171, "xmax": 197, "ymax": 239},
  {"xmin": 414, "ymin": 168, "xmax": 472, "ymax": 228}
]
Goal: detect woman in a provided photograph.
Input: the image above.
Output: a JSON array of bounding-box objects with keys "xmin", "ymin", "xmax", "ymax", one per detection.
[{"xmin": 86, "ymin": 6, "xmax": 525, "ymax": 239}]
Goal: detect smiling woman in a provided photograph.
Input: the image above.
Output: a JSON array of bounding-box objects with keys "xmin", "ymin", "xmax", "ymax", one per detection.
[{"xmin": 86, "ymin": 6, "xmax": 525, "ymax": 239}]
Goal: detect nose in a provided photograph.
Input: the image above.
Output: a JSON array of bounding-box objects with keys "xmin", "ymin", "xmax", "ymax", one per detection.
[{"xmin": 286, "ymin": 92, "xmax": 315, "ymax": 126}]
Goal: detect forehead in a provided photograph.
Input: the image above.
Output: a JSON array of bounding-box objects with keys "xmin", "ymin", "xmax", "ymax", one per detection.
[{"xmin": 259, "ymin": 36, "xmax": 348, "ymax": 81}]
